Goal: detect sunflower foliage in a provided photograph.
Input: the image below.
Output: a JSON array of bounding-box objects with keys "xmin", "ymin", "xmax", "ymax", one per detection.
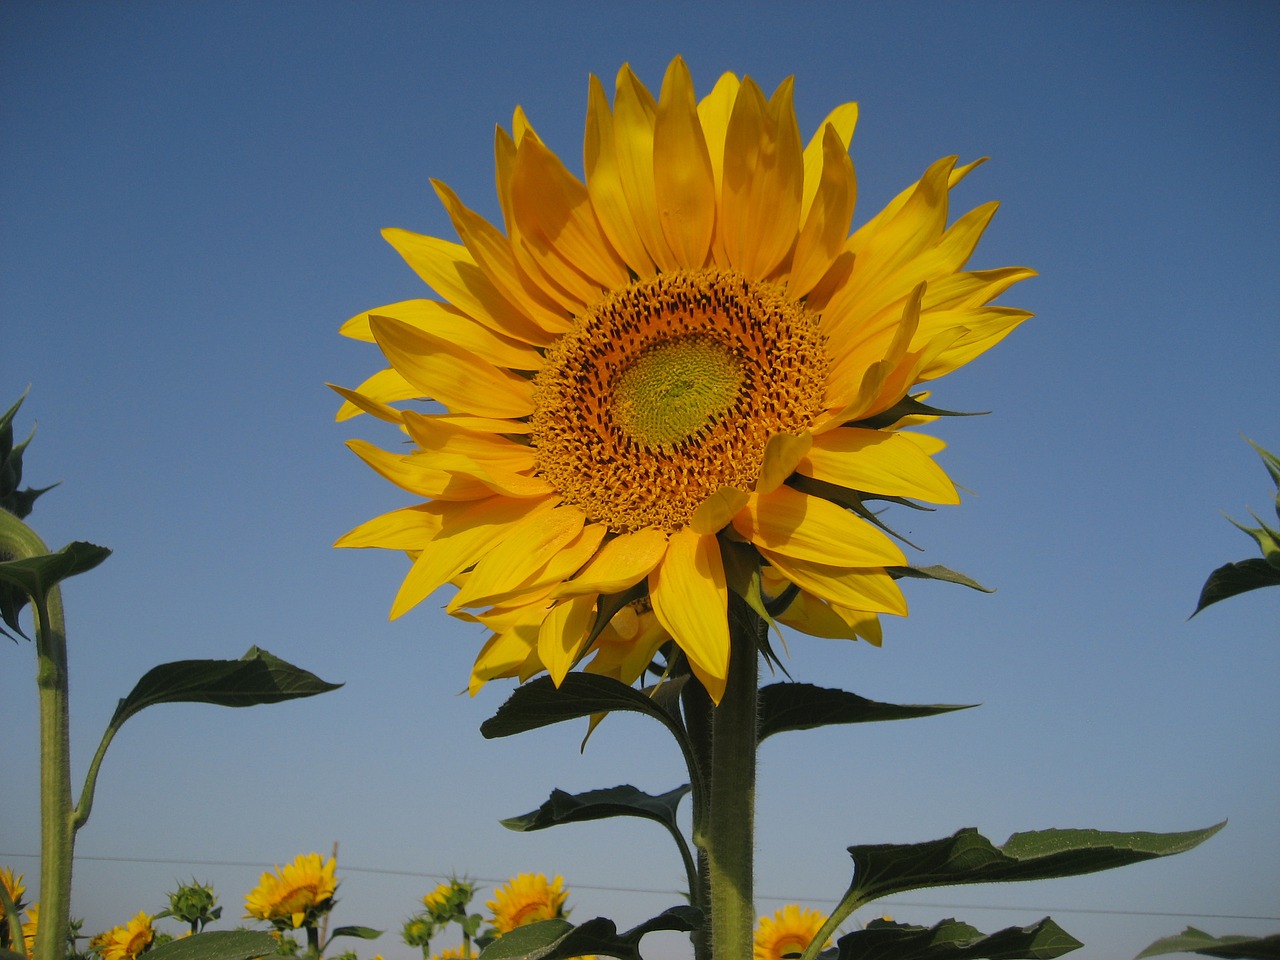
[
  {"xmin": 334, "ymin": 59, "xmax": 1223, "ymax": 960},
  {"xmin": 1, "ymin": 392, "xmax": 340, "ymax": 960}
]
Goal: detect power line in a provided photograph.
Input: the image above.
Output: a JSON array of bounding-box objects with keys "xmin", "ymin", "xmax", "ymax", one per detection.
[{"xmin": 3, "ymin": 852, "xmax": 1277, "ymax": 924}]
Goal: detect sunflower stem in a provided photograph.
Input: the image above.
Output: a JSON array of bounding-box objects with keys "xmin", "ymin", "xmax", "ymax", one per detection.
[
  {"xmin": 681, "ymin": 674, "xmax": 714, "ymax": 960},
  {"xmin": 704, "ymin": 598, "xmax": 760, "ymax": 960},
  {"xmin": 1, "ymin": 508, "xmax": 75, "ymax": 960}
]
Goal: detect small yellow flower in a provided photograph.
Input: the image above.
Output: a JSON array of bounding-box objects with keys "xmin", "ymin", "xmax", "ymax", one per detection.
[
  {"xmin": 486, "ymin": 874, "xmax": 568, "ymax": 934},
  {"xmin": 20, "ymin": 902, "xmax": 39, "ymax": 957},
  {"xmin": 431, "ymin": 948, "xmax": 476, "ymax": 960},
  {"xmin": 244, "ymin": 853, "xmax": 338, "ymax": 929},
  {"xmin": 754, "ymin": 904, "xmax": 829, "ymax": 960},
  {"xmin": 92, "ymin": 911, "xmax": 155, "ymax": 960},
  {"xmin": 1, "ymin": 867, "xmax": 26, "ymax": 923}
]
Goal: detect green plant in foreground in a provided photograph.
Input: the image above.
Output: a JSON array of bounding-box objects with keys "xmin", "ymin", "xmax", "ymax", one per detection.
[{"xmin": 0, "ymin": 391, "xmax": 341, "ymax": 960}]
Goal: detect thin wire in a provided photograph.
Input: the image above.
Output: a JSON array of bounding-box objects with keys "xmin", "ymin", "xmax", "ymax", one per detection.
[{"xmin": 4, "ymin": 851, "xmax": 1277, "ymax": 923}]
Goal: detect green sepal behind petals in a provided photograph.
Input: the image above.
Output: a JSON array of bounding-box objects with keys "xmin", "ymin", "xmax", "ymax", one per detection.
[
  {"xmin": 847, "ymin": 393, "xmax": 987, "ymax": 431},
  {"xmin": 888, "ymin": 564, "xmax": 994, "ymax": 593}
]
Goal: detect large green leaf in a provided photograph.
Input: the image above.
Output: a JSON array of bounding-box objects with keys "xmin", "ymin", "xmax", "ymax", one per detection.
[
  {"xmin": 831, "ymin": 917, "xmax": 1081, "ymax": 960},
  {"xmin": 1193, "ymin": 559, "xmax": 1280, "ymax": 615},
  {"xmin": 477, "ymin": 906, "xmax": 701, "ymax": 960},
  {"xmin": 844, "ymin": 823, "xmax": 1224, "ymax": 908},
  {"xmin": 480, "ymin": 674, "xmax": 685, "ymax": 744},
  {"xmin": 0, "ymin": 540, "xmax": 111, "ymax": 600},
  {"xmin": 108, "ymin": 646, "xmax": 341, "ymax": 730},
  {"xmin": 143, "ymin": 930, "xmax": 277, "ymax": 960},
  {"xmin": 1137, "ymin": 928, "xmax": 1280, "ymax": 960},
  {"xmin": 758, "ymin": 683, "xmax": 973, "ymax": 741},
  {"xmin": 502, "ymin": 783, "xmax": 690, "ymax": 833}
]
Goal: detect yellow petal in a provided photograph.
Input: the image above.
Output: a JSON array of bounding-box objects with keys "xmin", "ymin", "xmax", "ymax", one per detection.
[
  {"xmin": 800, "ymin": 427, "xmax": 959, "ymax": 504},
  {"xmin": 335, "ymin": 503, "xmax": 444, "ymax": 550},
  {"xmin": 789, "ymin": 124, "xmax": 857, "ymax": 299},
  {"xmin": 690, "ymin": 485, "xmax": 750, "ymax": 535},
  {"xmin": 344, "ymin": 439, "xmax": 493, "ymax": 501},
  {"xmin": 648, "ymin": 528, "xmax": 729, "ymax": 702},
  {"xmin": 732, "ymin": 484, "xmax": 907, "ymax": 567},
  {"xmin": 653, "ymin": 56, "xmax": 716, "ymax": 267},
  {"xmin": 330, "ymin": 379, "xmax": 406, "ymax": 423},
  {"xmin": 538, "ymin": 594, "xmax": 598, "ymax": 685},
  {"xmin": 553, "ymin": 526, "xmax": 670, "ymax": 597},
  {"xmin": 585, "ymin": 74, "xmax": 657, "ymax": 277},
  {"xmin": 390, "ymin": 496, "xmax": 557, "ymax": 618},
  {"xmin": 511, "ymin": 135, "xmax": 629, "ymax": 298},
  {"xmin": 369, "ymin": 314, "xmax": 534, "ymax": 419},
  {"xmin": 613, "ymin": 63, "xmax": 678, "ymax": 271},
  {"xmin": 800, "ymin": 102, "xmax": 858, "ymax": 221},
  {"xmin": 758, "ymin": 550, "xmax": 908, "ymax": 616},
  {"xmin": 696, "ymin": 71, "xmax": 741, "ymax": 199},
  {"xmin": 756, "ymin": 432, "xmax": 812, "ymax": 495},
  {"xmin": 402, "ymin": 411, "xmax": 537, "ymax": 471},
  {"xmin": 450, "ymin": 506, "xmax": 587, "ymax": 609}
]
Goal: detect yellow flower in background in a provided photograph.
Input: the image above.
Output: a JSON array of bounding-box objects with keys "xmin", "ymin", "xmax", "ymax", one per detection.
[
  {"xmin": 486, "ymin": 874, "xmax": 568, "ymax": 934},
  {"xmin": 92, "ymin": 912, "xmax": 155, "ymax": 960},
  {"xmin": 336, "ymin": 56, "xmax": 1033, "ymax": 702},
  {"xmin": 0, "ymin": 867, "xmax": 26, "ymax": 922},
  {"xmin": 754, "ymin": 905, "xmax": 829, "ymax": 960},
  {"xmin": 20, "ymin": 902, "xmax": 38, "ymax": 957},
  {"xmin": 432, "ymin": 948, "xmax": 476, "ymax": 960},
  {"xmin": 244, "ymin": 853, "xmax": 338, "ymax": 929}
]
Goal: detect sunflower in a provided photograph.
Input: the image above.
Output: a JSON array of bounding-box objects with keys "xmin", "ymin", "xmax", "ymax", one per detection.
[
  {"xmin": 336, "ymin": 56, "xmax": 1032, "ymax": 702},
  {"xmin": 485, "ymin": 874, "xmax": 568, "ymax": 935},
  {"xmin": 243, "ymin": 853, "xmax": 338, "ymax": 929},
  {"xmin": 0, "ymin": 867, "xmax": 26, "ymax": 924},
  {"xmin": 20, "ymin": 902, "xmax": 37, "ymax": 958},
  {"xmin": 91, "ymin": 912, "xmax": 154, "ymax": 960},
  {"xmin": 432, "ymin": 948, "xmax": 476, "ymax": 960},
  {"xmin": 754, "ymin": 905, "xmax": 829, "ymax": 960}
]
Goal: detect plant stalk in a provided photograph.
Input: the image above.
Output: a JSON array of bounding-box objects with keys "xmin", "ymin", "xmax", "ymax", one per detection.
[
  {"xmin": 0, "ymin": 509, "xmax": 75, "ymax": 960},
  {"xmin": 704, "ymin": 599, "xmax": 760, "ymax": 960}
]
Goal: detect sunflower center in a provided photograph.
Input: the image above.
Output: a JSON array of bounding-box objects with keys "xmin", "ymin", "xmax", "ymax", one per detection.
[
  {"xmin": 613, "ymin": 337, "xmax": 744, "ymax": 449},
  {"xmin": 532, "ymin": 268, "xmax": 828, "ymax": 533}
]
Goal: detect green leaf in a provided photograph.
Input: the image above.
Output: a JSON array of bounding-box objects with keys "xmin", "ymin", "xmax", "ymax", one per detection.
[
  {"xmin": 833, "ymin": 916, "xmax": 1082, "ymax": 960},
  {"xmin": 1137, "ymin": 927, "xmax": 1280, "ymax": 959},
  {"xmin": 848, "ymin": 394, "xmax": 988, "ymax": 431},
  {"xmin": 0, "ymin": 540, "xmax": 111, "ymax": 600},
  {"xmin": 888, "ymin": 564, "xmax": 994, "ymax": 593},
  {"xmin": 758, "ymin": 683, "xmax": 974, "ymax": 741},
  {"xmin": 327, "ymin": 926, "xmax": 383, "ymax": 941},
  {"xmin": 0, "ymin": 949, "xmax": 28, "ymax": 960},
  {"xmin": 480, "ymin": 674, "xmax": 686, "ymax": 745},
  {"xmin": 108, "ymin": 646, "xmax": 342, "ymax": 730},
  {"xmin": 476, "ymin": 906, "xmax": 701, "ymax": 960},
  {"xmin": 1193, "ymin": 559, "xmax": 1280, "ymax": 616},
  {"xmin": 142, "ymin": 930, "xmax": 277, "ymax": 960},
  {"xmin": 502, "ymin": 783, "xmax": 690, "ymax": 834},
  {"xmin": 843, "ymin": 823, "xmax": 1224, "ymax": 909}
]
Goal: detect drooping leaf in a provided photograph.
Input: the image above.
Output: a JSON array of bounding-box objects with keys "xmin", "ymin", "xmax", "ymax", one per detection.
[
  {"xmin": 1137, "ymin": 927, "xmax": 1280, "ymax": 959},
  {"xmin": 502, "ymin": 783, "xmax": 690, "ymax": 834},
  {"xmin": 888, "ymin": 564, "xmax": 994, "ymax": 593},
  {"xmin": 1192, "ymin": 559, "xmax": 1280, "ymax": 616},
  {"xmin": 831, "ymin": 916, "xmax": 1082, "ymax": 960},
  {"xmin": 843, "ymin": 823, "xmax": 1224, "ymax": 908},
  {"xmin": 109, "ymin": 646, "xmax": 342, "ymax": 730},
  {"xmin": 0, "ymin": 540, "xmax": 111, "ymax": 601},
  {"xmin": 480, "ymin": 674, "xmax": 686, "ymax": 745},
  {"xmin": 758, "ymin": 683, "xmax": 973, "ymax": 741},
  {"xmin": 476, "ymin": 906, "xmax": 701, "ymax": 960},
  {"xmin": 142, "ymin": 930, "xmax": 277, "ymax": 960},
  {"xmin": 328, "ymin": 926, "xmax": 383, "ymax": 942}
]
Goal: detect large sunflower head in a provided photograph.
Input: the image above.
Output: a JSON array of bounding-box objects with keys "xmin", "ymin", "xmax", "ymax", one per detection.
[
  {"xmin": 91, "ymin": 912, "xmax": 155, "ymax": 960},
  {"xmin": 243, "ymin": 854, "xmax": 338, "ymax": 930},
  {"xmin": 336, "ymin": 57, "xmax": 1033, "ymax": 702},
  {"xmin": 754, "ymin": 905, "xmax": 829, "ymax": 960},
  {"xmin": 485, "ymin": 874, "xmax": 568, "ymax": 935}
]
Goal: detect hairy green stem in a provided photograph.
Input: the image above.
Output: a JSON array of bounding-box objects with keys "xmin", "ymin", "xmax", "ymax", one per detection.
[
  {"xmin": 704, "ymin": 600, "xmax": 760, "ymax": 960},
  {"xmin": 681, "ymin": 676, "xmax": 713, "ymax": 960},
  {"xmin": 0, "ymin": 509, "xmax": 74, "ymax": 960}
]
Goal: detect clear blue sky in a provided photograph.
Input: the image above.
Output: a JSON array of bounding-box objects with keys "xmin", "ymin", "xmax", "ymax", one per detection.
[{"xmin": 3, "ymin": 3, "xmax": 1278, "ymax": 958}]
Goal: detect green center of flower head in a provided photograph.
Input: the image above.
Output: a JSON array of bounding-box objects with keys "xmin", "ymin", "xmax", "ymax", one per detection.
[
  {"xmin": 612, "ymin": 337, "xmax": 744, "ymax": 449},
  {"xmin": 532, "ymin": 268, "xmax": 828, "ymax": 533}
]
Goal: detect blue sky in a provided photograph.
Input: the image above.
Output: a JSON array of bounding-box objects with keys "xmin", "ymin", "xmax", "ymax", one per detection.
[{"xmin": 3, "ymin": 3, "xmax": 1278, "ymax": 958}]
